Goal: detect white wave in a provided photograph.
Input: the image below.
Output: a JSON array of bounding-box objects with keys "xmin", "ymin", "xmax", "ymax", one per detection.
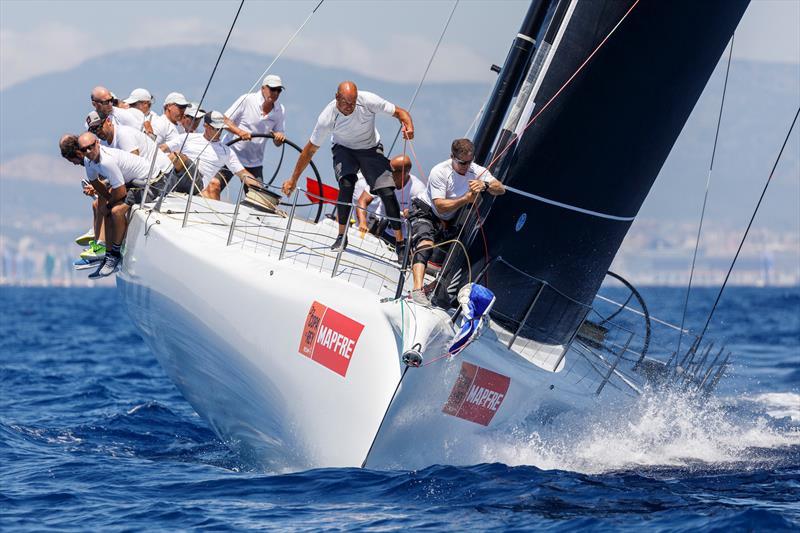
[
  {"xmin": 479, "ymin": 389, "xmax": 800, "ymax": 474},
  {"xmin": 747, "ymin": 392, "xmax": 800, "ymax": 421}
]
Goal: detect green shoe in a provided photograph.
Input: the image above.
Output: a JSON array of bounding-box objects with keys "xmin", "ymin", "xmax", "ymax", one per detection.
[
  {"xmin": 80, "ymin": 241, "xmax": 106, "ymax": 260},
  {"xmin": 75, "ymin": 229, "xmax": 95, "ymax": 246}
]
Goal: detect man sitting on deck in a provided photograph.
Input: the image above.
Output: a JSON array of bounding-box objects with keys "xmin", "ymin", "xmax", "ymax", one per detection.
[
  {"xmin": 91, "ymin": 86, "xmax": 144, "ymax": 131},
  {"xmin": 161, "ymin": 111, "xmax": 259, "ymax": 199},
  {"xmin": 281, "ymin": 81, "xmax": 414, "ymax": 261},
  {"xmin": 408, "ymin": 138, "xmax": 505, "ymax": 306},
  {"xmin": 77, "ymin": 132, "xmax": 164, "ymax": 278}
]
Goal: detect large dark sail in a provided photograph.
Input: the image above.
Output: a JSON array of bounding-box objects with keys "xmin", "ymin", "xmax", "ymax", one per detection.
[{"xmin": 450, "ymin": 0, "xmax": 750, "ymax": 346}]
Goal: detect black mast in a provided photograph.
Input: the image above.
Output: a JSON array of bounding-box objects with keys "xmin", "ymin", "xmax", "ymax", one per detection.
[{"xmin": 471, "ymin": 0, "xmax": 552, "ymax": 165}]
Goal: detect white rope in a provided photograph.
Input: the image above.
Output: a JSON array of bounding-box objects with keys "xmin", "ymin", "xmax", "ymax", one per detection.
[{"xmin": 503, "ymin": 184, "xmax": 636, "ymax": 222}]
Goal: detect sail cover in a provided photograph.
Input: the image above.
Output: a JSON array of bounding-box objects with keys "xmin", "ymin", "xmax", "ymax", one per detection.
[{"xmin": 463, "ymin": 0, "xmax": 750, "ymax": 346}]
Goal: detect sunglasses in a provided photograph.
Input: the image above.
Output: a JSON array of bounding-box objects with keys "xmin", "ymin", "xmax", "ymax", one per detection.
[
  {"xmin": 452, "ymin": 156, "xmax": 473, "ymax": 166},
  {"xmin": 78, "ymin": 140, "xmax": 97, "ymax": 152},
  {"xmin": 88, "ymin": 124, "xmax": 102, "ymax": 133},
  {"xmin": 268, "ymin": 87, "xmax": 283, "ymax": 93},
  {"xmin": 92, "ymin": 98, "xmax": 113, "ymax": 105}
]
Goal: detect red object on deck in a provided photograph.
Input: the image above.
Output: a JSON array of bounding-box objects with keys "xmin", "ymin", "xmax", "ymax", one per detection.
[{"xmin": 305, "ymin": 178, "xmax": 339, "ymax": 205}]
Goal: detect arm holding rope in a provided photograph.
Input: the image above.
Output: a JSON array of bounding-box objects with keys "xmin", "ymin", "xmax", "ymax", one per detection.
[
  {"xmin": 393, "ymin": 106, "xmax": 414, "ymax": 140},
  {"xmin": 282, "ymin": 141, "xmax": 319, "ymax": 195},
  {"xmin": 433, "ymin": 189, "xmax": 478, "ymax": 215}
]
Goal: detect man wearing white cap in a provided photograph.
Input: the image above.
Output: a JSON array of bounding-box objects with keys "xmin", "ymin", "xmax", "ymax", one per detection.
[
  {"xmin": 214, "ymin": 74, "xmax": 287, "ymax": 195},
  {"xmin": 162, "ymin": 111, "xmax": 258, "ymax": 199},
  {"xmin": 181, "ymin": 103, "xmax": 206, "ymax": 133},
  {"xmin": 87, "ymin": 111, "xmax": 173, "ymax": 181},
  {"xmin": 123, "ymin": 88, "xmax": 158, "ymax": 136},
  {"xmin": 151, "ymin": 92, "xmax": 188, "ymax": 145},
  {"xmin": 91, "ymin": 86, "xmax": 144, "ymax": 131}
]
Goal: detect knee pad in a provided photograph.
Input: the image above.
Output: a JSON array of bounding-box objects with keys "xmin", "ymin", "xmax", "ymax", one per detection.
[
  {"xmin": 412, "ymin": 245, "xmax": 433, "ymax": 266},
  {"xmin": 376, "ymin": 188, "xmax": 402, "ymax": 230},
  {"xmin": 337, "ymin": 174, "xmax": 357, "ymax": 223}
]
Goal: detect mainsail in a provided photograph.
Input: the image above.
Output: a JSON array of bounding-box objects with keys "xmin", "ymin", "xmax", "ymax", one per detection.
[{"xmin": 442, "ymin": 0, "xmax": 750, "ymax": 346}]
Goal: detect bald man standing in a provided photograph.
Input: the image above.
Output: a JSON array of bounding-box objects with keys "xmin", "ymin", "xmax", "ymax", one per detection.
[{"xmin": 282, "ymin": 81, "xmax": 414, "ymax": 261}]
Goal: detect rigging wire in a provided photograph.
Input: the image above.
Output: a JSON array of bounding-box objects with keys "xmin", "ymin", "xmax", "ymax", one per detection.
[
  {"xmin": 675, "ymin": 35, "xmax": 736, "ymax": 358},
  {"xmin": 177, "ymin": 0, "xmax": 244, "ymax": 158},
  {"xmin": 695, "ymin": 106, "xmax": 800, "ymax": 344},
  {"xmin": 387, "ymin": 0, "xmax": 459, "ymax": 155}
]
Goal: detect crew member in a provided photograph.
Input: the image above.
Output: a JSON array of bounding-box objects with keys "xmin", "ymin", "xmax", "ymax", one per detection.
[{"xmin": 281, "ymin": 81, "xmax": 413, "ymax": 260}]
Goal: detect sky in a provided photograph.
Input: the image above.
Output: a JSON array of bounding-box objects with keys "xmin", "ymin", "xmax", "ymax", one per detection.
[{"xmin": 1, "ymin": 0, "xmax": 799, "ymax": 91}]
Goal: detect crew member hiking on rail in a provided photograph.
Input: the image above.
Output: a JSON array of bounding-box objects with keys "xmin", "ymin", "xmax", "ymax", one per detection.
[{"xmin": 281, "ymin": 81, "xmax": 414, "ymax": 262}]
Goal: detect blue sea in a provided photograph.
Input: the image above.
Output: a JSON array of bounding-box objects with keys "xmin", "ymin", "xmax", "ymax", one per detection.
[{"xmin": 1, "ymin": 286, "xmax": 798, "ymax": 531}]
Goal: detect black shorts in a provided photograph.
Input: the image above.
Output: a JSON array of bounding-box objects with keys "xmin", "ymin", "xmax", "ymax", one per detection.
[
  {"xmin": 408, "ymin": 199, "xmax": 441, "ymax": 248},
  {"xmin": 217, "ymin": 165, "xmax": 263, "ymax": 191},
  {"xmin": 171, "ymin": 158, "xmax": 203, "ymax": 195},
  {"xmin": 332, "ymin": 143, "xmax": 394, "ymax": 192}
]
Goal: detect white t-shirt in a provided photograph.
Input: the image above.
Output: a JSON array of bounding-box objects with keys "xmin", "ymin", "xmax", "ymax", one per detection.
[
  {"xmin": 374, "ymin": 174, "xmax": 426, "ymax": 218},
  {"xmin": 166, "ymin": 133, "xmax": 244, "ymax": 187},
  {"xmin": 421, "ymin": 159, "xmax": 497, "ymax": 221},
  {"xmin": 111, "ymin": 106, "xmax": 145, "ymax": 131},
  {"xmin": 309, "ymin": 91, "xmax": 395, "ymax": 150},
  {"xmin": 151, "ymin": 114, "xmax": 181, "ymax": 145},
  {"xmin": 103, "ymin": 124, "xmax": 173, "ymax": 175},
  {"xmin": 224, "ymin": 92, "xmax": 286, "ymax": 167},
  {"xmin": 85, "ymin": 145, "xmax": 153, "ymax": 189}
]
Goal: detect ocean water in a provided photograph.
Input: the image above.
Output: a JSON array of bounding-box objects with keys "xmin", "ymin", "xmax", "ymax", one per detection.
[{"xmin": 1, "ymin": 286, "xmax": 798, "ymax": 531}]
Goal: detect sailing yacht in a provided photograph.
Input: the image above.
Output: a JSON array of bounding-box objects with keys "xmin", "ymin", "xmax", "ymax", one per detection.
[{"xmin": 118, "ymin": 0, "xmax": 750, "ymax": 471}]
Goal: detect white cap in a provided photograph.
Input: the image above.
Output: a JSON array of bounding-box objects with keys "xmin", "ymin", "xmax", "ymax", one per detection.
[
  {"xmin": 164, "ymin": 92, "xmax": 189, "ymax": 106},
  {"xmin": 184, "ymin": 102, "xmax": 206, "ymax": 120},
  {"xmin": 203, "ymin": 110, "xmax": 226, "ymax": 129},
  {"xmin": 262, "ymin": 74, "xmax": 283, "ymax": 89},
  {"xmin": 85, "ymin": 110, "xmax": 104, "ymax": 129},
  {"xmin": 123, "ymin": 88, "xmax": 153, "ymax": 105}
]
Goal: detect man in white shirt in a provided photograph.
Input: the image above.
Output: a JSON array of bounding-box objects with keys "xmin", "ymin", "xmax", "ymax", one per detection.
[
  {"xmin": 123, "ymin": 88, "xmax": 158, "ymax": 136},
  {"xmin": 356, "ymin": 155, "xmax": 425, "ymax": 243},
  {"xmin": 151, "ymin": 92, "xmax": 189, "ymax": 145},
  {"xmin": 91, "ymin": 86, "xmax": 144, "ymax": 131},
  {"xmin": 216, "ymin": 74, "xmax": 287, "ymax": 194},
  {"xmin": 281, "ymin": 81, "xmax": 414, "ymax": 260},
  {"xmin": 162, "ymin": 111, "xmax": 258, "ymax": 199},
  {"xmin": 87, "ymin": 111, "xmax": 174, "ymax": 180},
  {"xmin": 77, "ymin": 132, "xmax": 161, "ymax": 278},
  {"xmin": 408, "ymin": 138, "xmax": 505, "ymax": 305}
]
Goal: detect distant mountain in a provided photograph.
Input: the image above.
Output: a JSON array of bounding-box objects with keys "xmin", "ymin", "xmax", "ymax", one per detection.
[{"xmin": 1, "ymin": 45, "xmax": 797, "ymax": 236}]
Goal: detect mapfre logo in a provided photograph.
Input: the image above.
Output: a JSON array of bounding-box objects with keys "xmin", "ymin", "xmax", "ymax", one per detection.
[
  {"xmin": 442, "ymin": 362, "xmax": 511, "ymax": 426},
  {"xmin": 298, "ymin": 301, "xmax": 365, "ymax": 377}
]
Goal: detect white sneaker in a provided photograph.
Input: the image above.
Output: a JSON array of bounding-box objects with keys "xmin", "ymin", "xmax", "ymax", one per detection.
[
  {"xmin": 410, "ymin": 288, "xmax": 431, "ymax": 306},
  {"xmin": 88, "ymin": 254, "xmax": 121, "ymax": 279}
]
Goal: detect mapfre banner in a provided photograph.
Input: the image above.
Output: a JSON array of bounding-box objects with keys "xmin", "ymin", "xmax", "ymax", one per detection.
[
  {"xmin": 442, "ymin": 362, "xmax": 511, "ymax": 426},
  {"xmin": 298, "ymin": 301, "xmax": 364, "ymax": 377}
]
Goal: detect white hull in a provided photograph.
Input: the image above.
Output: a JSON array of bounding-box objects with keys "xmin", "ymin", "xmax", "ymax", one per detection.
[{"xmin": 119, "ymin": 196, "xmax": 641, "ymax": 471}]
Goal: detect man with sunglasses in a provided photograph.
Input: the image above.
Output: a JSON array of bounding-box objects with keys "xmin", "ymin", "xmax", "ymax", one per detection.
[
  {"xmin": 87, "ymin": 111, "xmax": 173, "ymax": 181},
  {"xmin": 78, "ymin": 131, "xmax": 162, "ymax": 278},
  {"xmin": 214, "ymin": 74, "xmax": 287, "ymax": 196},
  {"xmin": 151, "ymin": 92, "xmax": 189, "ymax": 145},
  {"xmin": 91, "ymin": 86, "xmax": 144, "ymax": 131},
  {"xmin": 281, "ymin": 81, "xmax": 414, "ymax": 261},
  {"xmin": 408, "ymin": 138, "xmax": 505, "ymax": 306},
  {"xmin": 181, "ymin": 103, "xmax": 206, "ymax": 133},
  {"xmin": 162, "ymin": 111, "xmax": 259, "ymax": 200}
]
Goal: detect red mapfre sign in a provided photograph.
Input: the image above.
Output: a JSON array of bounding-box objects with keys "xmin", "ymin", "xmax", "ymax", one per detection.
[
  {"xmin": 442, "ymin": 362, "xmax": 511, "ymax": 426},
  {"xmin": 298, "ymin": 301, "xmax": 365, "ymax": 377}
]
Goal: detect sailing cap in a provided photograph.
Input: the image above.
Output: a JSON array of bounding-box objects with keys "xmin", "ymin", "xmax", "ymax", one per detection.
[
  {"xmin": 262, "ymin": 74, "xmax": 283, "ymax": 89},
  {"xmin": 123, "ymin": 88, "xmax": 154, "ymax": 104},
  {"xmin": 204, "ymin": 111, "xmax": 226, "ymax": 129},
  {"xmin": 164, "ymin": 92, "xmax": 189, "ymax": 106},
  {"xmin": 184, "ymin": 102, "xmax": 206, "ymax": 120},
  {"xmin": 85, "ymin": 110, "xmax": 104, "ymax": 129}
]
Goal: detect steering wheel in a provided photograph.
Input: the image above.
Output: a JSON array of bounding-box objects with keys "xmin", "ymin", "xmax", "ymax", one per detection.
[{"xmin": 226, "ymin": 133, "xmax": 325, "ymax": 223}]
